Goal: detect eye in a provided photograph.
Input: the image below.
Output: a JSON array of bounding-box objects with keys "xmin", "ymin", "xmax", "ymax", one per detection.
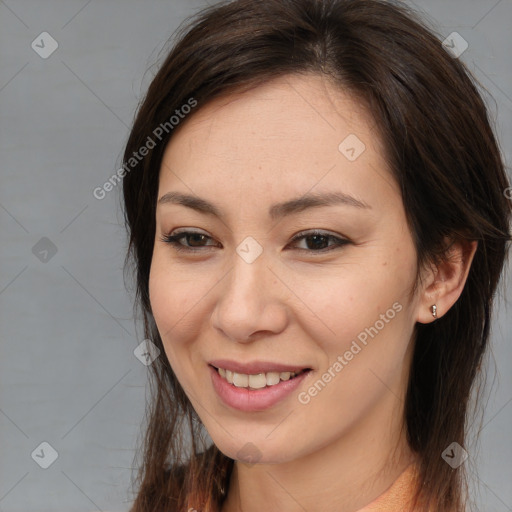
[
  {"xmin": 287, "ymin": 229, "xmax": 350, "ymax": 253},
  {"xmin": 159, "ymin": 229, "xmax": 219, "ymax": 253},
  {"xmin": 159, "ymin": 229, "xmax": 350, "ymax": 254}
]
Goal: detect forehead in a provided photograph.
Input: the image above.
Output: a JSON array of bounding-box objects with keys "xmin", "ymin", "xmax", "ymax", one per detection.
[
  {"xmin": 158, "ymin": 73, "xmax": 397, "ymax": 211},
  {"xmin": 167, "ymin": 73, "xmax": 379, "ymax": 154}
]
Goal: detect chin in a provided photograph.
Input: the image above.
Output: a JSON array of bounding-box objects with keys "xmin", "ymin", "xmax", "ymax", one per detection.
[{"xmin": 212, "ymin": 436, "xmax": 304, "ymax": 466}]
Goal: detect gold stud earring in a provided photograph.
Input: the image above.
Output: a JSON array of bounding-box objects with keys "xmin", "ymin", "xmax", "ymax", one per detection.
[{"xmin": 431, "ymin": 304, "xmax": 437, "ymax": 318}]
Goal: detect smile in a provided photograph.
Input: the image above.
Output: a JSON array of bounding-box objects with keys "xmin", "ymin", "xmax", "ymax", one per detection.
[
  {"xmin": 215, "ymin": 366, "xmax": 309, "ymax": 390},
  {"xmin": 209, "ymin": 364, "xmax": 312, "ymax": 412}
]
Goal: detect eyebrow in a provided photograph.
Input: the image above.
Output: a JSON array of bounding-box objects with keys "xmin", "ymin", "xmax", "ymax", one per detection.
[{"xmin": 157, "ymin": 190, "xmax": 371, "ymax": 220}]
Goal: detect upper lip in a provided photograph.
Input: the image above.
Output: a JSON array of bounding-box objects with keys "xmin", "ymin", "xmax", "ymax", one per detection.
[{"xmin": 209, "ymin": 359, "xmax": 312, "ymax": 375}]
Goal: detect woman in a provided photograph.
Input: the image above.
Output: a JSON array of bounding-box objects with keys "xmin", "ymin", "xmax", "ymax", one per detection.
[{"xmin": 121, "ymin": 0, "xmax": 512, "ymax": 510}]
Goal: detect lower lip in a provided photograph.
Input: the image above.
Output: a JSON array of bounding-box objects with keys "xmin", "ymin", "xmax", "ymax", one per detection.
[{"xmin": 209, "ymin": 364, "xmax": 311, "ymax": 412}]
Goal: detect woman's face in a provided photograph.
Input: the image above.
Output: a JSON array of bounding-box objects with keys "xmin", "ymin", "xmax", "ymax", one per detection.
[{"xmin": 149, "ymin": 73, "xmax": 425, "ymax": 464}]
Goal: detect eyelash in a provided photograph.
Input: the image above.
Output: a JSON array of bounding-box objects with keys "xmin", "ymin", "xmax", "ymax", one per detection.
[{"xmin": 159, "ymin": 229, "xmax": 350, "ymax": 255}]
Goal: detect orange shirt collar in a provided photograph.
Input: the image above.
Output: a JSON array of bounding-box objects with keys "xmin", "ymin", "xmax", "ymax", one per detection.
[{"xmin": 356, "ymin": 463, "xmax": 421, "ymax": 511}]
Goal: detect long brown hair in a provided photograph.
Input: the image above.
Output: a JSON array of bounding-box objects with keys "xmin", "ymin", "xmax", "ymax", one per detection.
[{"xmin": 121, "ymin": 1, "xmax": 512, "ymax": 510}]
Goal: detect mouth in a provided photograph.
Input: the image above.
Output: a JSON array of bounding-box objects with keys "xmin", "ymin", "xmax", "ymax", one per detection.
[
  {"xmin": 208, "ymin": 363, "xmax": 313, "ymax": 411},
  {"xmin": 209, "ymin": 364, "xmax": 312, "ymax": 391}
]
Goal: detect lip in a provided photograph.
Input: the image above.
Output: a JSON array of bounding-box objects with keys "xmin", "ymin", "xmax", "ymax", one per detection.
[
  {"xmin": 209, "ymin": 364, "xmax": 312, "ymax": 412},
  {"xmin": 208, "ymin": 359, "xmax": 312, "ymax": 375}
]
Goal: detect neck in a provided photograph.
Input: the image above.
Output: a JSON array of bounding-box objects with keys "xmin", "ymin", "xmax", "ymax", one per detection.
[{"xmin": 220, "ymin": 391, "xmax": 418, "ymax": 512}]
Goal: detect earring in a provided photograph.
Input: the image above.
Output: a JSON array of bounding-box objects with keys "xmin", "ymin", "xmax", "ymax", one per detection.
[{"xmin": 430, "ymin": 304, "xmax": 437, "ymax": 318}]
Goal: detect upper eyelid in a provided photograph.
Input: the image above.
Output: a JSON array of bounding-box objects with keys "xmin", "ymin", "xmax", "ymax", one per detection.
[{"xmin": 166, "ymin": 227, "xmax": 346, "ymax": 240}]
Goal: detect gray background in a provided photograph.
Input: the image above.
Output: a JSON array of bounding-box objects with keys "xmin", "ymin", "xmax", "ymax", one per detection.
[{"xmin": 0, "ymin": 1, "xmax": 510, "ymax": 511}]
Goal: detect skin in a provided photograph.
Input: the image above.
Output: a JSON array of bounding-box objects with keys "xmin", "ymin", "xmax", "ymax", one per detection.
[{"xmin": 149, "ymin": 73, "xmax": 477, "ymax": 512}]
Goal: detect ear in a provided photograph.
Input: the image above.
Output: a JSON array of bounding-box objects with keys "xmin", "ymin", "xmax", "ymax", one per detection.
[{"xmin": 416, "ymin": 238, "xmax": 478, "ymax": 324}]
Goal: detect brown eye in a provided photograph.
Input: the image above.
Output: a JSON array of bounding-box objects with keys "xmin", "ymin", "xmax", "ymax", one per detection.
[
  {"xmin": 160, "ymin": 230, "xmax": 219, "ymax": 252},
  {"xmin": 159, "ymin": 229, "xmax": 350, "ymax": 254},
  {"xmin": 288, "ymin": 230, "xmax": 350, "ymax": 253}
]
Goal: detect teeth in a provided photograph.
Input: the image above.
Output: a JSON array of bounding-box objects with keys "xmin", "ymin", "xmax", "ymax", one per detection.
[
  {"xmin": 216, "ymin": 367, "xmax": 305, "ymax": 389},
  {"xmin": 248, "ymin": 373, "xmax": 267, "ymax": 389},
  {"xmin": 266, "ymin": 371, "xmax": 280, "ymax": 385},
  {"xmin": 232, "ymin": 373, "xmax": 248, "ymax": 387}
]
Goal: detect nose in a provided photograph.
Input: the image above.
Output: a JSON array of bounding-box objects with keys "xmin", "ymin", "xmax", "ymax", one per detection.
[{"xmin": 211, "ymin": 249, "xmax": 289, "ymax": 343}]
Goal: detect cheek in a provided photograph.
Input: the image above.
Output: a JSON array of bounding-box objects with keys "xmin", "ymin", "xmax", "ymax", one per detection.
[
  {"xmin": 298, "ymin": 259, "xmax": 411, "ymax": 335},
  {"xmin": 148, "ymin": 256, "xmax": 176, "ymax": 333},
  {"xmin": 294, "ymin": 258, "xmax": 416, "ymax": 396},
  {"xmin": 149, "ymin": 250, "xmax": 191, "ymax": 324},
  {"xmin": 148, "ymin": 251, "xmax": 217, "ymax": 357},
  {"xmin": 148, "ymin": 254, "xmax": 194, "ymax": 351},
  {"xmin": 296, "ymin": 275, "xmax": 413, "ymax": 425},
  {"xmin": 148, "ymin": 259, "xmax": 199, "ymax": 392}
]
